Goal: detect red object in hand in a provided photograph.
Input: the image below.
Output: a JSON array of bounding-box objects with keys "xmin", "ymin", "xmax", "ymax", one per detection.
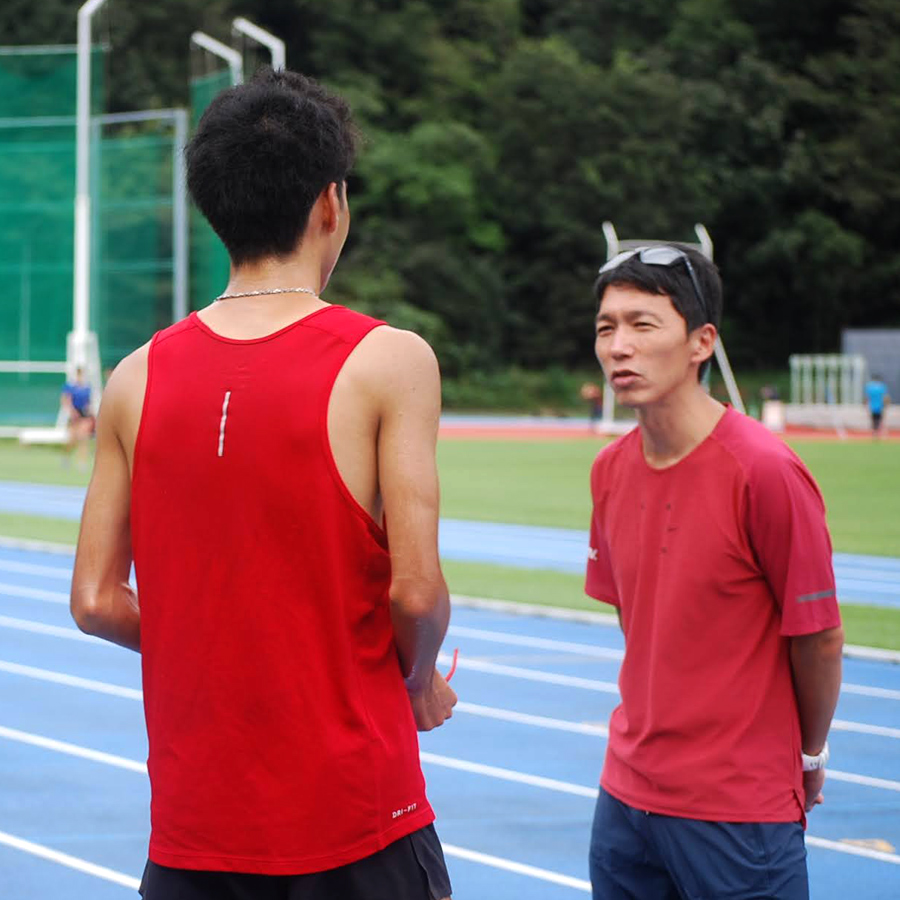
[{"xmin": 445, "ymin": 648, "xmax": 459, "ymax": 682}]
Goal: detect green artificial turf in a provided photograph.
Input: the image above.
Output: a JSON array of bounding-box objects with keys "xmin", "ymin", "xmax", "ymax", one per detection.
[
  {"xmin": 443, "ymin": 559, "xmax": 900, "ymax": 651},
  {"xmin": 1, "ymin": 436, "xmax": 898, "ymax": 648},
  {"xmin": 0, "ymin": 512, "xmax": 79, "ymax": 545},
  {"xmin": 438, "ymin": 437, "xmax": 900, "ymax": 556}
]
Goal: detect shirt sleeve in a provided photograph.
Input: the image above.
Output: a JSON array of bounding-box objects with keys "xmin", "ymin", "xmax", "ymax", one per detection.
[
  {"xmin": 585, "ymin": 457, "xmax": 620, "ymax": 607},
  {"xmin": 747, "ymin": 452, "xmax": 841, "ymax": 636}
]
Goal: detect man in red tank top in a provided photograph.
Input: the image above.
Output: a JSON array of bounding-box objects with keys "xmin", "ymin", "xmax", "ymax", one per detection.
[
  {"xmin": 71, "ymin": 68, "xmax": 456, "ymax": 900},
  {"xmin": 585, "ymin": 245, "xmax": 843, "ymax": 899}
]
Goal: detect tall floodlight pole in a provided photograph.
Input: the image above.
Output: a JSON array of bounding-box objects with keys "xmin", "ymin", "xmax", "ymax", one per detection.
[
  {"xmin": 72, "ymin": 0, "xmax": 109, "ymax": 375},
  {"xmin": 190, "ymin": 32, "xmax": 244, "ymax": 85},
  {"xmin": 232, "ymin": 17, "xmax": 286, "ymax": 70}
]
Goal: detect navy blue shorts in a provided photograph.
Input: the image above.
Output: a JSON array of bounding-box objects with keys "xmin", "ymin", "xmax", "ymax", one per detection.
[
  {"xmin": 589, "ymin": 788, "xmax": 808, "ymax": 900},
  {"xmin": 139, "ymin": 824, "xmax": 451, "ymax": 900}
]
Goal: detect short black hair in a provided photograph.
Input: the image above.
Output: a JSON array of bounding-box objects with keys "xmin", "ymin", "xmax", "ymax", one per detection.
[
  {"xmin": 593, "ymin": 243, "xmax": 723, "ymax": 379},
  {"xmin": 186, "ymin": 67, "xmax": 359, "ymax": 267}
]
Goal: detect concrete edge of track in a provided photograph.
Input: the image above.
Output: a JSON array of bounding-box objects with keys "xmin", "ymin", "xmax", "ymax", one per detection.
[{"xmin": 2, "ymin": 534, "xmax": 898, "ymax": 664}]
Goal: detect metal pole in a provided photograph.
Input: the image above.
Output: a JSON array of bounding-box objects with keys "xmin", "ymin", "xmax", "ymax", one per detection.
[
  {"xmin": 74, "ymin": 0, "xmax": 109, "ymax": 348},
  {"xmin": 191, "ymin": 32, "xmax": 244, "ymax": 85},
  {"xmin": 601, "ymin": 221, "xmax": 619, "ymax": 261},
  {"xmin": 694, "ymin": 223, "xmax": 714, "ymax": 260},
  {"xmin": 172, "ymin": 109, "xmax": 189, "ymax": 321},
  {"xmin": 232, "ymin": 17, "xmax": 286, "ymax": 70}
]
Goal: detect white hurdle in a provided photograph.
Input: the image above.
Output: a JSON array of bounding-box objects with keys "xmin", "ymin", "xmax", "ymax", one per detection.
[{"xmin": 789, "ymin": 354, "xmax": 866, "ymax": 405}]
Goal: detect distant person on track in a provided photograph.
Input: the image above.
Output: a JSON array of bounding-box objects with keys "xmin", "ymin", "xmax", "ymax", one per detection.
[
  {"xmin": 864, "ymin": 373, "xmax": 890, "ymax": 438},
  {"xmin": 60, "ymin": 366, "xmax": 94, "ymax": 469},
  {"xmin": 584, "ymin": 244, "xmax": 844, "ymax": 900},
  {"xmin": 581, "ymin": 381, "xmax": 603, "ymax": 432},
  {"xmin": 70, "ymin": 68, "xmax": 455, "ymax": 900}
]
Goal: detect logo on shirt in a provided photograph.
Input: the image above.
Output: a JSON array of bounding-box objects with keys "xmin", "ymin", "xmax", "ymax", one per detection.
[
  {"xmin": 588, "ymin": 547, "xmax": 599, "ymax": 562},
  {"xmin": 392, "ymin": 802, "xmax": 418, "ymax": 820}
]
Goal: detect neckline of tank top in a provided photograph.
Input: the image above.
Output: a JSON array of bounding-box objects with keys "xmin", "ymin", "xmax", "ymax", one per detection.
[{"xmin": 189, "ymin": 304, "xmax": 343, "ymax": 345}]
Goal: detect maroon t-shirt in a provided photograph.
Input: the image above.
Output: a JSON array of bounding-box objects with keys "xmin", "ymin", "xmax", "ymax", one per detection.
[
  {"xmin": 132, "ymin": 307, "xmax": 434, "ymax": 873},
  {"xmin": 586, "ymin": 407, "xmax": 840, "ymax": 822}
]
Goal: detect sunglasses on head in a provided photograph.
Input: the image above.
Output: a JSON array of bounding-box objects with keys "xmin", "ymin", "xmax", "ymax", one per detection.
[{"xmin": 598, "ymin": 245, "xmax": 710, "ymax": 324}]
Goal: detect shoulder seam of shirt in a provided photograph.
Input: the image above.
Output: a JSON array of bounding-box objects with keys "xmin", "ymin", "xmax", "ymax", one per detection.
[
  {"xmin": 152, "ymin": 319, "xmax": 194, "ymax": 348},
  {"xmin": 300, "ymin": 314, "xmax": 384, "ymax": 345}
]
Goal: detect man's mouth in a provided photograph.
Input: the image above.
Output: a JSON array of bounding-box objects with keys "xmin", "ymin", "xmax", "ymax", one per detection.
[{"xmin": 611, "ymin": 369, "xmax": 641, "ymax": 387}]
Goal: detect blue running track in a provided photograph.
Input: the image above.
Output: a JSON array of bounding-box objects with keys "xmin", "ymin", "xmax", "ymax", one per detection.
[
  {"xmin": 0, "ymin": 544, "xmax": 899, "ymax": 898},
  {"xmin": 2, "ymin": 480, "xmax": 899, "ymax": 609}
]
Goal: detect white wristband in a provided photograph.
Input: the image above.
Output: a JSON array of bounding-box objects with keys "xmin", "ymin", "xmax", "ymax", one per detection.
[{"xmin": 801, "ymin": 741, "xmax": 829, "ymax": 772}]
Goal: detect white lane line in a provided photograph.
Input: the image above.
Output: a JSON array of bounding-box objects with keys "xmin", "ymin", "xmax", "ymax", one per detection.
[
  {"xmin": 832, "ymin": 719, "xmax": 900, "ymax": 740},
  {"xmin": 0, "ymin": 615, "xmax": 102, "ymax": 644},
  {"xmin": 1, "ymin": 621, "xmax": 897, "ymax": 745},
  {"xmin": 3, "ymin": 723, "xmax": 900, "ymax": 869},
  {"xmin": 829, "ymin": 770, "xmax": 900, "ymax": 793},
  {"xmin": 0, "ymin": 829, "xmax": 141, "ymax": 889},
  {"xmin": 421, "ymin": 751, "xmax": 598, "ymax": 799},
  {"xmin": 0, "ymin": 725, "xmax": 147, "ymax": 774},
  {"xmin": 0, "ymin": 560, "xmax": 72, "ymax": 580},
  {"xmin": 448, "ymin": 625, "xmax": 624, "ymax": 661},
  {"xmin": 0, "ymin": 726, "xmax": 589, "ymax": 892},
  {"xmin": 458, "ymin": 701, "xmax": 609, "ymax": 737},
  {"xmin": 0, "ymin": 661, "xmax": 608, "ymax": 739},
  {"xmin": 0, "ymin": 582, "xmax": 68, "ymax": 604},
  {"xmin": 0, "ymin": 660, "xmax": 142, "ymax": 700},
  {"xmin": 806, "ymin": 836, "xmax": 900, "ymax": 866},
  {"xmin": 840, "ymin": 683, "xmax": 900, "ymax": 701},
  {"xmin": 13, "ymin": 666, "xmax": 898, "ymax": 793},
  {"xmin": 442, "ymin": 844, "xmax": 590, "ymax": 892},
  {"xmin": 448, "ymin": 625, "xmax": 900, "ymax": 698},
  {"xmin": 440, "ymin": 655, "xmax": 900, "ymax": 736},
  {"xmin": 437, "ymin": 652, "xmax": 620, "ymax": 694}
]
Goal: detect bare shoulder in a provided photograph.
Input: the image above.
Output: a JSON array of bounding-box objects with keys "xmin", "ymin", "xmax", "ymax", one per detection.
[
  {"xmin": 98, "ymin": 342, "xmax": 152, "ymax": 447},
  {"xmin": 348, "ymin": 326, "xmax": 440, "ymax": 397},
  {"xmin": 104, "ymin": 341, "xmax": 151, "ymax": 404}
]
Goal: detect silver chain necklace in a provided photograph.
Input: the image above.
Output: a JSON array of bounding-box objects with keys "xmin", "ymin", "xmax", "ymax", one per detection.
[{"xmin": 215, "ymin": 286, "xmax": 320, "ymax": 301}]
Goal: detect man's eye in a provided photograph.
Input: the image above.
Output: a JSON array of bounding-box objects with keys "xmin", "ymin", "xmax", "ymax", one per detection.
[
  {"xmin": 596, "ymin": 325, "xmax": 613, "ymax": 336},
  {"xmin": 634, "ymin": 322, "xmax": 654, "ymax": 329}
]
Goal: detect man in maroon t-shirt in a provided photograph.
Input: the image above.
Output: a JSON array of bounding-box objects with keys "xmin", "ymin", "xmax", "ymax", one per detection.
[{"xmin": 585, "ymin": 245, "xmax": 843, "ymax": 899}]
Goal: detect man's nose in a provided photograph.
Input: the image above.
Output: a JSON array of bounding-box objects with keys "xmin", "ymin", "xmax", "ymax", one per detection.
[{"xmin": 609, "ymin": 330, "xmax": 634, "ymax": 358}]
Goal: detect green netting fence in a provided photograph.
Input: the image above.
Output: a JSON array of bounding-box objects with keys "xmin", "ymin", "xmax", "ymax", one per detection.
[{"xmin": 0, "ymin": 46, "xmax": 181, "ymax": 426}]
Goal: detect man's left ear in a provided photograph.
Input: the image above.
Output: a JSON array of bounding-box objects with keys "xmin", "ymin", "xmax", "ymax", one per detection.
[{"xmin": 694, "ymin": 323, "xmax": 718, "ymax": 366}]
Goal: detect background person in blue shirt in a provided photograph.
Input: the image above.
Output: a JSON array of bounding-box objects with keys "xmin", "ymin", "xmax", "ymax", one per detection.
[
  {"xmin": 864, "ymin": 374, "xmax": 891, "ymax": 438},
  {"xmin": 60, "ymin": 366, "xmax": 95, "ymax": 468}
]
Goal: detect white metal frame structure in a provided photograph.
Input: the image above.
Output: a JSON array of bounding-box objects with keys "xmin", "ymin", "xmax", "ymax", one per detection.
[
  {"xmin": 71, "ymin": 0, "xmax": 109, "ymax": 397},
  {"xmin": 190, "ymin": 32, "xmax": 244, "ymax": 86},
  {"xmin": 232, "ymin": 17, "xmax": 286, "ymax": 71},
  {"xmin": 597, "ymin": 221, "xmax": 745, "ymax": 431}
]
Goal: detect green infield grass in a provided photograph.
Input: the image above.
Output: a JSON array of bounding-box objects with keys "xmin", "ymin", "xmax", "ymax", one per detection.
[
  {"xmin": 442, "ymin": 559, "xmax": 900, "ymax": 651},
  {"xmin": 438, "ymin": 437, "xmax": 900, "ymax": 556},
  {"xmin": 1, "ymin": 436, "xmax": 898, "ymax": 649}
]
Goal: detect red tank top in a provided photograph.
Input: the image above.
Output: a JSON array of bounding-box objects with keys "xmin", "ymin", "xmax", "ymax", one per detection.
[{"xmin": 131, "ymin": 306, "xmax": 434, "ymax": 874}]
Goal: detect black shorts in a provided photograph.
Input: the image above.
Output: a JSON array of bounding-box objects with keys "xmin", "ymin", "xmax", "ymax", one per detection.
[
  {"xmin": 138, "ymin": 824, "xmax": 452, "ymax": 900},
  {"xmin": 872, "ymin": 411, "xmax": 883, "ymax": 430}
]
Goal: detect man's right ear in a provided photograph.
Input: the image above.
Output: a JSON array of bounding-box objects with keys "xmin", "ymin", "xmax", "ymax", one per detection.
[{"xmin": 320, "ymin": 183, "xmax": 342, "ymax": 233}]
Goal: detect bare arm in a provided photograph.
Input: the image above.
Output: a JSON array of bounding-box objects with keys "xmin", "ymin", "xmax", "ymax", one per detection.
[
  {"xmin": 70, "ymin": 362, "xmax": 140, "ymax": 651},
  {"xmin": 375, "ymin": 329, "xmax": 455, "ymax": 729},
  {"xmin": 790, "ymin": 625, "xmax": 843, "ymax": 810}
]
